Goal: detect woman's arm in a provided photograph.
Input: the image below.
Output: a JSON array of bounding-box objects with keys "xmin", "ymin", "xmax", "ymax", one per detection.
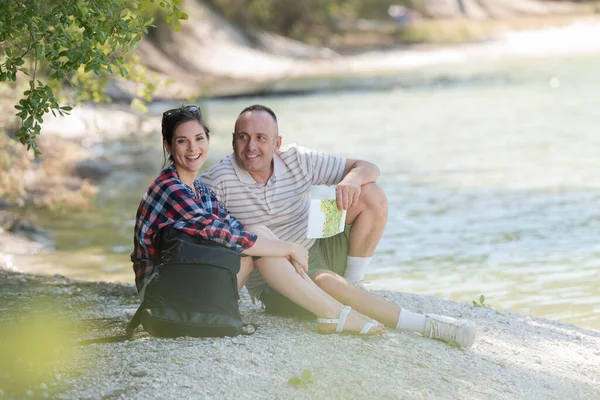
[{"xmin": 242, "ymin": 235, "xmax": 309, "ymax": 276}]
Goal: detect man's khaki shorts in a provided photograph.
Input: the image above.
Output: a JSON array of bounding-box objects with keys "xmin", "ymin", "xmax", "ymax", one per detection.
[{"xmin": 307, "ymin": 224, "xmax": 352, "ymax": 278}]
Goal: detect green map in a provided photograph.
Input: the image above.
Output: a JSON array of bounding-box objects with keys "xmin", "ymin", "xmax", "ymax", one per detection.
[{"xmin": 320, "ymin": 199, "xmax": 344, "ymax": 237}]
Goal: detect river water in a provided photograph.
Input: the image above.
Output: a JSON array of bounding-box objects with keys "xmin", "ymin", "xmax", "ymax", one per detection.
[{"xmin": 22, "ymin": 55, "xmax": 600, "ymax": 329}]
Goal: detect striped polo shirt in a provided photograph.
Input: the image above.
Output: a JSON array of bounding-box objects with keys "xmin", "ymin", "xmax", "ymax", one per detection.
[{"xmin": 200, "ymin": 144, "xmax": 346, "ymax": 297}]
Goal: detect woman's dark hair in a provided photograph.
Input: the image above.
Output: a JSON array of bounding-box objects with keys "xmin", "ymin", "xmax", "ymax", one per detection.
[{"xmin": 161, "ymin": 105, "xmax": 210, "ymax": 168}]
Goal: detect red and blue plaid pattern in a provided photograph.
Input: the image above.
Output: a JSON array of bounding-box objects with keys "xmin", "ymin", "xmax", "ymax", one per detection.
[{"xmin": 131, "ymin": 166, "xmax": 257, "ymax": 291}]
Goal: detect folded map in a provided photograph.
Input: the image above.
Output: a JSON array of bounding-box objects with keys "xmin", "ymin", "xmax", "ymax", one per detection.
[{"xmin": 306, "ymin": 199, "xmax": 347, "ymax": 239}]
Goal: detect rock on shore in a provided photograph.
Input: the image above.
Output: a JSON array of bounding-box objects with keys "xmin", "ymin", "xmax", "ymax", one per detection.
[{"xmin": 0, "ymin": 269, "xmax": 598, "ymax": 400}]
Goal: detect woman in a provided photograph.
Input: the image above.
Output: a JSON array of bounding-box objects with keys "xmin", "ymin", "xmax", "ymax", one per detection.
[{"xmin": 131, "ymin": 105, "xmax": 382, "ymax": 335}]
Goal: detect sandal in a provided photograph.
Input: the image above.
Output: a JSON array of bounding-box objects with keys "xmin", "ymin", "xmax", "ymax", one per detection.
[{"xmin": 317, "ymin": 305, "xmax": 381, "ymax": 335}]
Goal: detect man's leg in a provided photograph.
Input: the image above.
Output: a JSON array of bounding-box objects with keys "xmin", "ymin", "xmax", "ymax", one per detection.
[
  {"xmin": 309, "ymin": 220, "xmax": 476, "ymax": 347},
  {"xmin": 343, "ymin": 182, "xmax": 388, "ymax": 282},
  {"xmin": 313, "ymin": 271, "xmax": 476, "ymax": 348}
]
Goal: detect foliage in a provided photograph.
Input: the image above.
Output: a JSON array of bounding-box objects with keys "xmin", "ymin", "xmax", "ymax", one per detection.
[
  {"xmin": 288, "ymin": 369, "xmax": 315, "ymax": 388},
  {"xmin": 0, "ymin": 298, "xmax": 75, "ymax": 398},
  {"xmin": 472, "ymin": 294, "xmax": 487, "ymax": 308},
  {"xmin": 0, "ymin": 0, "xmax": 188, "ymax": 157}
]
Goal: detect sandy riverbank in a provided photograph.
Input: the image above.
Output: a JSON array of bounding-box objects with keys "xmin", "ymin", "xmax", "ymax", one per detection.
[{"xmin": 1, "ymin": 268, "xmax": 599, "ymax": 399}]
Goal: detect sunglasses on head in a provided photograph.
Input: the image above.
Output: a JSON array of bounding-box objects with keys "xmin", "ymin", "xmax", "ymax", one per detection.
[{"xmin": 162, "ymin": 105, "xmax": 202, "ymax": 119}]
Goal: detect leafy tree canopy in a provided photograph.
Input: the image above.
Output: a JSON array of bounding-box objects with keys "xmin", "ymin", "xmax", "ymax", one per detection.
[{"xmin": 0, "ymin": 0, "xmax": 188, "ymax": 157}]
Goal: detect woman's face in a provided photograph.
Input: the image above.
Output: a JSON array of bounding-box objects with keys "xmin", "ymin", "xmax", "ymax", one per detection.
[{"xmin": 166, "ymin": 120, "xmax": 209, "ymax": 177}]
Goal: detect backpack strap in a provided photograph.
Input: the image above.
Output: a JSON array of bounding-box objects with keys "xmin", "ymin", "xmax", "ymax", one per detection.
[{"xmin": 77, "ymin": 303, "xmax": 145, "ymax": 345}]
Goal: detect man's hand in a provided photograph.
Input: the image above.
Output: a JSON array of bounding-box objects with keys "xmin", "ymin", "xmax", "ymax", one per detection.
[{"xmin": 335, "ymin": 181, "xmax": 361, "ymax": 211}]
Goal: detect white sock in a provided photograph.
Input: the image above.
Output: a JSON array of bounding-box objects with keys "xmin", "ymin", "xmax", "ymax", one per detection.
[
  {"xmin": 344, "ymin": 256, "xmax": 371, "ymax": 283},
  {"xmin": 396, "ymin": 308, "xmax": 427, "ymax": 334}
]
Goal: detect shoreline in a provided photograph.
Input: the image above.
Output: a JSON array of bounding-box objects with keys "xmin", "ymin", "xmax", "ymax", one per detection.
[
  {"xmin": 1, "ymin": 268, "xmax": 598, "ymax": 399},
  {"xmin": 139, "ymin": 17, "xmax": 600, "ymax": 99}
]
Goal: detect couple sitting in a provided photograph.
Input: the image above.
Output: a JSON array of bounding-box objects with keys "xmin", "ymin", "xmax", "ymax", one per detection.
[{"xmin": 131, "ymin": 104, "xmax": 476, "ymax": 346}]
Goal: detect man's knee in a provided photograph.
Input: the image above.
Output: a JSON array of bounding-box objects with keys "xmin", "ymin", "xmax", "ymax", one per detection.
[
  {"xmin": 313, "ymin": 271, "xmax": 346, "ymax": 292},
  {"xmin": 359, "ymin": 182, "xmax": 388, "ymax": 217}
]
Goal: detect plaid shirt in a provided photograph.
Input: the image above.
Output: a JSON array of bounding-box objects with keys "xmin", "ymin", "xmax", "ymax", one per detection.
[{"xmin": 131, "ymin": 166, "xmax": 257, "ymax": 291}]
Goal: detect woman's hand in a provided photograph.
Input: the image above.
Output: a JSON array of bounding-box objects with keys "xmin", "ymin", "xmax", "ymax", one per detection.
[{"xmin": 287, "ymin": 243, "xmax": 309, "ymax": 276}]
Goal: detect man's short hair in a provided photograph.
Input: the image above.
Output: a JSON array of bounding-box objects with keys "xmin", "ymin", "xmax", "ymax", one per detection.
[{"xmin": 238, "ymin": 104, "xmax": 278, "ymax": 124}]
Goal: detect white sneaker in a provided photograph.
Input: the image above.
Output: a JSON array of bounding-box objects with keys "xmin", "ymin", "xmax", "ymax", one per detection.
[{"xmin": 424, "ymin": 314, "xmax": 476, "ymax": 348}]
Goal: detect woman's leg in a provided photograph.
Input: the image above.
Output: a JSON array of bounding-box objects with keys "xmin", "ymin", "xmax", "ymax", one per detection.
[
  {"xmin": 313, "ymin": 270, "xmax": 401, "ymax": 327},
  {"xmin": 237, "ymin": 256, "xmax": 255, "ymax": 291},
  {"xmin": 254, "ymin": 256, "xmax": 382, "ymax": 334},
  {"xmin": 247, "ymin": 225, "xmax": 383, "ymax": 334}
]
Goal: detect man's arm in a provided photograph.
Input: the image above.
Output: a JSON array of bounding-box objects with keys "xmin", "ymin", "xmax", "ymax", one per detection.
[{"xmin": 335, "ymin": 159, "xmax": 380, "ymax": 210}]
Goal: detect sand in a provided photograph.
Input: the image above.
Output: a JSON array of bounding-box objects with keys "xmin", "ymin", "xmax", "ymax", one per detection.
[{"xmin": 0, "ymin": 266, "xmax": 599, "ymax": 400}]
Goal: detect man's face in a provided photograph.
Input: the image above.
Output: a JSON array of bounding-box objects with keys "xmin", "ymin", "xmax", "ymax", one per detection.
[{"xmin": 232, "ymin": 110, "xmax": 281, "ymax": 178}]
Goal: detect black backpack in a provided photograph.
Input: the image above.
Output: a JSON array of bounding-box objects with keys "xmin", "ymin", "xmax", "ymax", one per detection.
[{"xmin": 79, "ymin": 227, "xmax": 254, "ymax": 344}]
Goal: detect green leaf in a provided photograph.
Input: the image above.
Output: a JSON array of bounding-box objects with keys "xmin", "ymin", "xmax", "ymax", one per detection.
[
  {"xmin": 288, "ymin": 377, "xmax": 301, "ymax": 388},
  {"xmin": 301, "ymin": 370, "xmax": 312, "ymax": 381},
  {"xmin": 173, "ymin": 18, "xmax": 181, "ymax": 31},
  {"xmin": 175, "ymin": 9, "xmax": 188, "ymax": 20},
  {"xmin": 24, "ymin": 117, "xmax": 34, "ymax": 128},
  {"xmin": 84, "ymin": 62, "xmax": 94, "ymax": 73}
]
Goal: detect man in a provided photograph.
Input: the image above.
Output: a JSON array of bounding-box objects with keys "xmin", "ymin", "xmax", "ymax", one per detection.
[
  {"xmin": 200, "ymin": 104, "xmax": 476, "ymax": 347},
  {"xmin": 201, "ymin": 104, "xmax": 386, "ymax": 306}
]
